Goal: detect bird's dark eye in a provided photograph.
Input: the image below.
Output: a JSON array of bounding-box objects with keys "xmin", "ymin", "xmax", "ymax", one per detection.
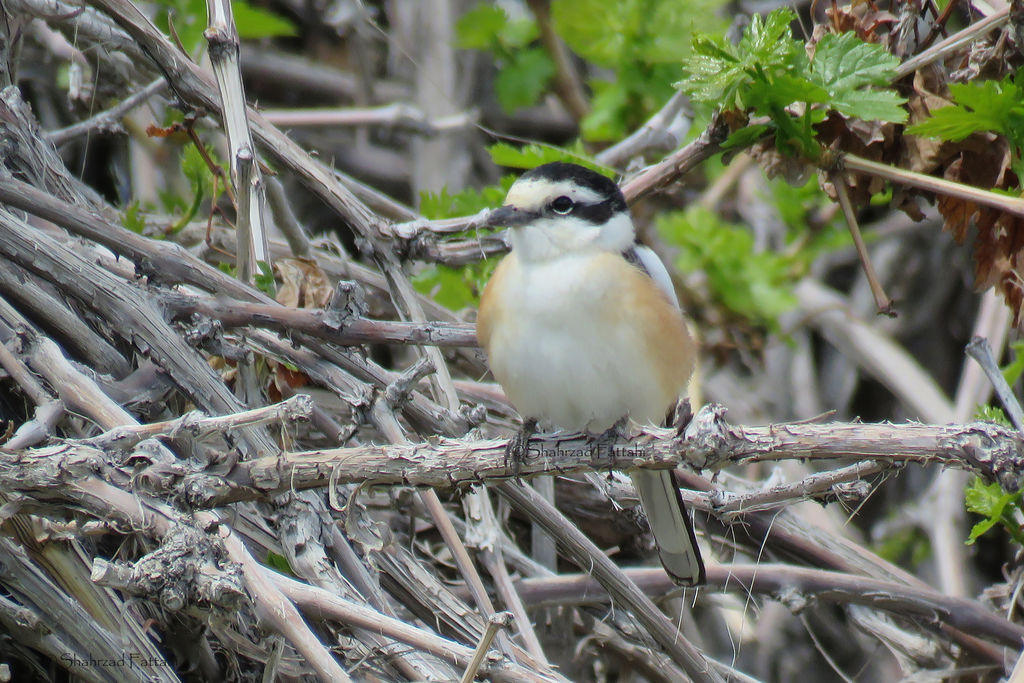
[{"xmin": 550, "ymin": 196, "xmax": 574, "ymax": 214}]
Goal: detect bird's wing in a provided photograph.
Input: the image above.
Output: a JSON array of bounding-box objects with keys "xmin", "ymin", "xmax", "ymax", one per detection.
[
  {"xmin": 625, "ymin": 244, "xmax": 680, "ymax": 309},
  {"xmin": 623, "ymin": 244, "xmax": 705, "ymax": 585}
]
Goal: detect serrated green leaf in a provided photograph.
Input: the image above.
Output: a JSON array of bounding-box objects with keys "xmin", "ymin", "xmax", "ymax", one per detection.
[
  {"xmin": 975, "ymin": 404, "xmax": 1012, "ymax": 428},
  {"xmin": 738, "ymin": 8, "xmax": 797, "ymax": 67},
  {"xmin": 908, "ymin": 106, "xmax": 989, "ymax": 141},
  {"xmin": 809, "ymin": 32, "xmax": 906, "ymax": 123},
  {"xmin": 419, "ymin": 177, "xmax": 515, "ymax": 220},
  {"xmin": 908, "ymin": 76, "xmax": 1024, "ymax": 141},
  {"xmin": 965, "ymin": 477, "xmax": 1024, "ymax": 545},
  {"xmin": 965, "ymin": 478, "xmax": 1010, "ymax": 517},
  {"xmin": 678, "ymin": 8, "xmax": 799, "ymax": 108},
  {"xmin": 830, "ymin": 89, "xmax": 908, "ymax": 122},
  {"xmin": 495, "ymin": 48, "xmax": 555, "ymax": 112},
  {"xmin": 813, "ymin": 32, "xmax": 899, "ymax": 91}
]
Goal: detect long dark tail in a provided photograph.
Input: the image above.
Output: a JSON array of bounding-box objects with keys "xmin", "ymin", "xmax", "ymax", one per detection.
[{"xmin": 631, "ymin": 469, "xmax": 705, "ymax": 585}]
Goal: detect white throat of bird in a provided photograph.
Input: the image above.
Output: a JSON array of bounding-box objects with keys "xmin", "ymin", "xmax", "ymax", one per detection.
[{"xmin": 508, "ymin": 209, "xmax": 636, "ymax": 263}]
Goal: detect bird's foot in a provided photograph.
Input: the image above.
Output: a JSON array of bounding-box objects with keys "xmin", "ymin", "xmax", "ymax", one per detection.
[
  {"xmin": 505, "ymin": 417, "xmax": 538, "ymax": 477},
  {"xmin": 672, "ymin": 398, "xmax": 694, "ymax": 437},
  {"xmin": 586, "ymin": 416, "xmax": 630, "ymax": 466}
]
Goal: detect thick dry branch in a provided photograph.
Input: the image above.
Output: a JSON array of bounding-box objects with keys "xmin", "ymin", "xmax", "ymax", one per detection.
[
  {"xmin": 161, "ymin": 293, "xmax": 478, "ymax": 347},
  {"xmin": 216, "ymin": 408, "xmax": 1024, "ymax": 501},
  {"xmin": 87, "ymin": 395, "xmax": 313, "ymax": 450},
  {"xmin": 9, "ymin": 408, "xmax": 1018, "ymax": 506}
]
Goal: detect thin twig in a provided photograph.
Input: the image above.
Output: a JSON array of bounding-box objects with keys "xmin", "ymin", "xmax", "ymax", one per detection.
[
  {"xmin": 830, "ymin": 170, "xmax": 895, "ymax": 315},
  {"xmin": 46, "ymin": 77, "xmax": 168, "ymax": 146},
  {"xmin": 86, "ymin": 395, "xmax": 313, "ymax": 450},
  {"xmin": 503, "ymin": 564, "xmax": 1024, "ymax": 648},
  {"xmin": 842, "ymin": 153, "xmax": 1024, "ymax": 219},
  {"xmin": 895, "ymin": 7, "xmax": 1010, "ymax": 79},
  {"xmin": 965, "ymin": 336, "xmax": 1024, "ymax": 432}
]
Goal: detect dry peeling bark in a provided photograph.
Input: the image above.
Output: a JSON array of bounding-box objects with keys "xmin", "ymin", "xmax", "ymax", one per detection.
[{"xmin": 0, "ymin": 1, "xmax": 1023, "ymax": 682}]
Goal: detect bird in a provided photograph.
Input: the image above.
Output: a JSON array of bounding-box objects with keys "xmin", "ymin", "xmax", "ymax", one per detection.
[{"xmin": 475, "ymin": 161, "xmax": 705, "ymax": 585}]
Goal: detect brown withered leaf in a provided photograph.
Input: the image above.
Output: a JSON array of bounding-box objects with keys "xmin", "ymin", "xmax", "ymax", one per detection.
[
  {"xmin": 275, "ymin": 258, "xmax": 333, "ymax": 309},
  {"xmin": 818, "ymin": 3, "xmax": 896, "ymax": 44},
  {"xmin": 1005, "ymin": 254, "xmax": 1024, "ymax": 326},
  {"xmin": 747, "ymin": 139, "xmax": 814, "ymax": 186},
  {"xmin": 936, "ymin": 192, "xmax": 975, "ymax": 244},
  {"xmin": 816, "ymin": 112, "xmax": 892, "ymax": 205},
  {"xmin": 903, "ymin": 70, "xmax": 954, "ymax": 174},
  {"xmin": 267, "ymin": 361, "xmax": 310, "ymax": 403}
]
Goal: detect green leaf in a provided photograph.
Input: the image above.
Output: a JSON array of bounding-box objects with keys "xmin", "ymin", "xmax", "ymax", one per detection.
[
  {"xmin": 265, "ymin": 551, "xmax": 293, "ymax": 575},
  {"xmin": 255, "ymin": 260, "xmax": 276, "ymax": 296},
  {"xmin": 737, "ymin": 7, "xmax": 798, "ymax": 69},
  {"xmin": 722, "ymin": 123, "xmax": 771, "ymax": 149},
  {"xmin": 156, "ymin": 0, "xmax": 206, "ymax": 55},
  {"xmin": 487, "ymin": 141, "xmax": 612, "ymax": 176},
  {"xmin": 553, "ymin": 0, "xmax": 720, "ymax": 66},
  {"xmin": 495, "ymin": 47, "xmax": 555, "ymax": 112},
  {"xmin": 809, "ymin": 32, "xmax": 906, "ymax": 122},
  {"xmin": 908, "ymin": 70, "xmax": 1024, "ymax": 181},
  {"xmin": 412, "ymin": 262, "xmax": 495, "ymax": 311},
  {"xmin": 182, "ymin": 144, "xmax": 213, "ymax": 195},
  {"xmin": 580, "ymin": 79, "xmax": 632, "ymax": 141},
  {"xmin": 908, "ymin": 76, "xmax": 1024, "ymax": 141},
  {"xmin": 122, "ymin": 202, "xmax": 147, "ymax": 235},
  {"xmin": 233, "ymin": 2, "xmax": 297, "ymax": 40},
  {"xmin": 156, "ymin": 0, "xmax": 294, "ymax": 55},
  {"xmin": 975, "ymin": 404, "xmax": 1012, "ymax": 428},
  {"xmin": 456, "ymin": 3, "xmax": 537, "ymax": 51},
  {"xmin": 551, "ymin": 0, "xmax": 632, "ymax": 66},
  {"xmin": 419, "ymin": 177, "xmax": 515, "ymax": 220},
  {"xmin": 455, "ymin": 4, "xmax": 508, "ymax": 49},
  {"xmin": 745, "ymin": 73, "xmax": 828, "ymax": 112},
  {"xmin": 830, "ymin": 89, "xmax": 908, "ymax": 122},
  {"xmin": 812, "ymin": 32, "xmax": 899, "ymax": 91},
  {"xmin": 965, "ymin": 477, "xmax": 1023, "ymax": 545},
  {"xmin": 1004, "ymin": 341, "xmax": 1024, "ymax": 385},
  {"xmin": 500, "ymin": 15, "xmax": 539, "ymax": 48},
  {"xmin": 657, "ymin": 206, "xmax": 799, "ymax": 326},
  {"xmin": 678, "ymin": 8, "xmax": 799, "ymax": 107}
]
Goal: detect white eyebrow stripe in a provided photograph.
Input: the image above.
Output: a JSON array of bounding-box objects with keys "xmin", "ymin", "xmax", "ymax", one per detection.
[{"xmin": 504, "ymin": 178, "xmax": 605, "ymax": 210}]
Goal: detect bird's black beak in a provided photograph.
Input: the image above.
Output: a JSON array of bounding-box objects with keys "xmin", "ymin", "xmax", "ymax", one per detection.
[{"xmin": 482, "ymin": 205, "xmax": 539, "ymax": 228}]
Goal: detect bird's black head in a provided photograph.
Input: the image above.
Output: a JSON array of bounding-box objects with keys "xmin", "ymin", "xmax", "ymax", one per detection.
[{"xmin": 483, "ymin": 162, "xmax": 628, "ymax": 228}]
